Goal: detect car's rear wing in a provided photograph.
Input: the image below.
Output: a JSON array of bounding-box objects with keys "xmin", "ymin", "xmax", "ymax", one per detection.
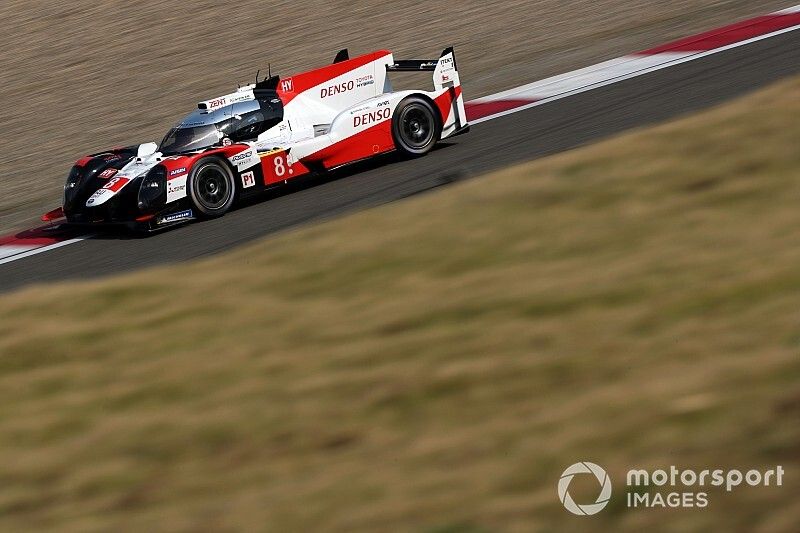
[
  {"xmin": 386, "ymin": 59, "xmax": 440, "ymax": 72},
  {"xmin": 386, "ymin": 47, "xmax": 461, "ymax": 92}
]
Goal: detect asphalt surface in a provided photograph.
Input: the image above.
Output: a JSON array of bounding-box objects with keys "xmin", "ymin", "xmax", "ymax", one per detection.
[{"xmin": 2, "ymin": 30, "xmax": 799, "ymax": 293}]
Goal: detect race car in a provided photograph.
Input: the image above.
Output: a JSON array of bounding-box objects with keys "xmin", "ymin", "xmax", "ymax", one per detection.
[{"xmin": 44, "ymin": 47, "xmax": 468, "ymax": 231}]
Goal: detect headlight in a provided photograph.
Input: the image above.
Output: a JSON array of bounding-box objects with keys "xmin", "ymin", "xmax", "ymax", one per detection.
[
  {"xmin": 63, "ymin": 165, "xmax": 84, "ymax": 206},
  {"xmin": 138, "ymin": 165, "xmax": 167, "ymax": 210}
]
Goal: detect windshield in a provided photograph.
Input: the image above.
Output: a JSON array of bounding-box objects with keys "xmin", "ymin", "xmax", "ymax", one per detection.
[
  {"xmin": 158, "ymin": 99, "xmax": 271, "ymax": 154},
  {"xmin": 159, "ymin": 124, "xmax": 221, "ymax": 155}
]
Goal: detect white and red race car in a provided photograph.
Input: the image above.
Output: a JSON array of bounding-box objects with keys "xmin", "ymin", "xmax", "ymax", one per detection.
[{"xmin": 49, "ymin": 48, "xmax": 468, "ymax": 231}]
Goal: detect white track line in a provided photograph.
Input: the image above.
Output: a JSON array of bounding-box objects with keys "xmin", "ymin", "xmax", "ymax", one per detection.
[
  {"xmin": 0, "ymin": 245, "xmax": 40, "ymax": 261},
  {"xmin": 470, "ymin": 22, "xmax": 800, "ymax": 124},
  {"xmin": 469, "ymin": 52, "xmax": 692, "ymax": 103},
  {"xmin": 0, "ymin": 236, "xmax": 90, "ymax": 266}
]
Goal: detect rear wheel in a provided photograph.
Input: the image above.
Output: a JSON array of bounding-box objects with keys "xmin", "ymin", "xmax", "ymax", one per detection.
[
  {"xmin": 188, "ymin": 157, "xmax": 236, "ymax": 218},
  {"xmin": 392, "ymin": 96, "xmax": 441, "ymax": 156}
]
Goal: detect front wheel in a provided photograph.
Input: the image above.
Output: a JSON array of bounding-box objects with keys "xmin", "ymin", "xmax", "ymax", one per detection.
[
  {"xmin": 392, "ymin": 96, "xmax": 441, "ymax": 157},
  {"xmin": 188, "ymin": 157, "xmax": 236, "ymax": 218}
]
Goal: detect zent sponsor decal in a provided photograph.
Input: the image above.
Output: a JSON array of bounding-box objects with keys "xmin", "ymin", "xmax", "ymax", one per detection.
[
  {"xmin": 207, "ymin": 97, "xmax": 227, "ymax": 111},
  {"xmin": 353, "ymin": 108, "xmax": 391, "ymax": 128},
  {"xmin": 241, "ymin": 170, "xmax": 255, "ymax": 188},
  {"xmin": 98, "ymin": 168, "xmax": 118, "ymax": 179}
]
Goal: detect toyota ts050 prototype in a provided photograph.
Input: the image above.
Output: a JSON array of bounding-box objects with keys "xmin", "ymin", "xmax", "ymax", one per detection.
[{"xmin": 45, "ymin": 48, "xmax": 468, "ymax": 231}]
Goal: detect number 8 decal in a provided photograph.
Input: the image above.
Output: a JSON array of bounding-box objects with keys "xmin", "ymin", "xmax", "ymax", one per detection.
[{"xmin": 274, "ymin": 155, "xmax": 286, "ymax": 177}]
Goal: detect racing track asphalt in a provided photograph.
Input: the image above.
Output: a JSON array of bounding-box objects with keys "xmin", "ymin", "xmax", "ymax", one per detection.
[{"xmin": 1, "ymin": 29, "xmax": 799, "ymax": 293}]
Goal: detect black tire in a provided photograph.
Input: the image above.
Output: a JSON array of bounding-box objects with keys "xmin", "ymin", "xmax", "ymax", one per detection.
[
  {"xmin": 188, "ymin": 157, "xmax": 236, "ymax": 218},
  {"xmin": 392, "ymin": 96, "xmax": 441, "ymax": 156}
]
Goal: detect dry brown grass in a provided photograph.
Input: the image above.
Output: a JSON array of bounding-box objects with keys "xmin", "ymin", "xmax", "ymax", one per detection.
[
  {"xmin": 0, "ymin": 74, "xmax": 798, "ymax": 531},
  {"xmin": 0, "ymin": 0, "xmax": 790, "ymax": 233}
]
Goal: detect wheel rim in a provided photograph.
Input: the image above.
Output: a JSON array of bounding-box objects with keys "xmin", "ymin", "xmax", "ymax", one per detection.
[
  {"xmin": 400, "ymin": 105, "xmax": 434, "ymax": 149},
  {"xmin": 195, "ymin": 165, "xmax": 231, "ymax": 210}
]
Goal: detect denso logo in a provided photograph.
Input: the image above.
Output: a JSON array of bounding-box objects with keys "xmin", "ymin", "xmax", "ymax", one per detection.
[
  {"xmin": 353, "ymin": 108, "xmax": 391, "ymax": 128},
  {"xmin": 321, "ymin": 80, "xmax": 355, "ymax": 98}
]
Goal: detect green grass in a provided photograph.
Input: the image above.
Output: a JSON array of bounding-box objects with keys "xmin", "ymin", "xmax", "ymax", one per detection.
[{"xmin": 1, "ymin": 76, "xmax": 799, "ymax": 532}]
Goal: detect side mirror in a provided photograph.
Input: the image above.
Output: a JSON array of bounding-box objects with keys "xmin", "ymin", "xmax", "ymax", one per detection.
[{"xmin": 137, "ymin": 142, "xmax": 158, "ymax": 157}]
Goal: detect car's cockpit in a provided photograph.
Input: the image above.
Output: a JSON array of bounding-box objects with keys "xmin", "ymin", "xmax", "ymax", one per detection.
[{"xmin": 159, "ymin": 87, "xmax": 284, "ymax": 155}]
